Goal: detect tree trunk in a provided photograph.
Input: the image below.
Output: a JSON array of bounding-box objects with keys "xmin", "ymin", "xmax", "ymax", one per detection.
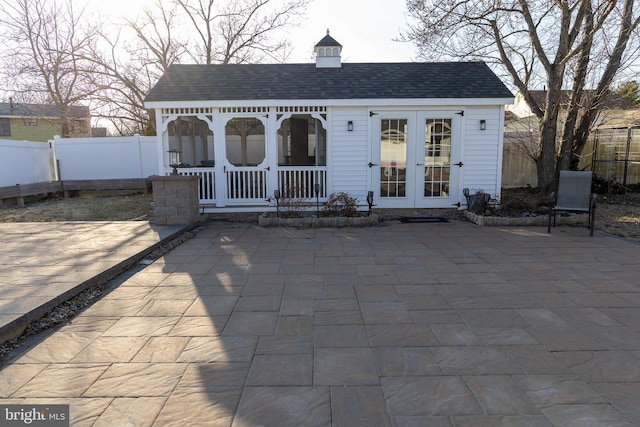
[
  {"xmin": 558, "ymin": 5, "xmax": 594, "ymax": 174},
  {"xmin": 536, "ymin": 120, "xmax": 559, "ymax": 191},
  {"xmin": 535, "ymin": 75, "xmax": 565, "ymax": 191}
]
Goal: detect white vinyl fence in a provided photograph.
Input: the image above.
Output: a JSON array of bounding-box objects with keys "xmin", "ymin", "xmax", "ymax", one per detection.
[
  {"xmin": 1, "ymin": 135, "xmax": 160, "ymax": 188},
  {"xmin": 0, "ymin": 139, "xmax": 57, "ymax": 187},
  {"xmin": 54, "ymin": 135, "xmax": 158, "ymax": 180},
  {"xmin": 5, "ymin": 130, "xmax": 636, "ymax": 195}
]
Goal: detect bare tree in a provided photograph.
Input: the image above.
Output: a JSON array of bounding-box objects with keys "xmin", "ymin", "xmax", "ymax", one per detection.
[
  {"xmin": 0, "ymin": 0, "xmax": 98, "ymax": 136},
  {"xmin": 0, "ymin": 0, "xmax": 310, "ymax": 136},
  {"xmin": 82, "ymin": 0, "xmax": 186, "ymax": 135},
  {"xmin": 175, "ymin": 0, "xmax": 310, "ymax": 64},
  {"xmin": 83, "ymin": 0, "xmax": 309, "ymax": 134},
  {"xmin": 404, "ymin": 0, "xmax": 640, "ymax": 190}
]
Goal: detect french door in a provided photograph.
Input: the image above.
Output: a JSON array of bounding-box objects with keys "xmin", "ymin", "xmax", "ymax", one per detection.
[{"xmin": 371, "ymin": 111, "xmax": 461, "ymax": 209}]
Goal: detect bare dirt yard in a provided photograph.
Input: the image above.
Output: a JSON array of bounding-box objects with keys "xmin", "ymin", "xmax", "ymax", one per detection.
[
  {"xmin": 0, "ymin": 193, "xmax": 152, "ymax": 222},
  {"xmin": 498, "ymin": 187, "xmax": 640, "ymax": 242},
  {"xmin": 0, "ymin": 190, "xmax": 638, "ymax": 241},
  {"xmin": 593, "ymin": 195, "xmax": 640, "ymax": 241}
]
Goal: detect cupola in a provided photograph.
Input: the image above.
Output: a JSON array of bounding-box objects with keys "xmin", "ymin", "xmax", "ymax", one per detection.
[{"xmin": 314, "ymin": 30, "xmax": 342, "ymax": 68}]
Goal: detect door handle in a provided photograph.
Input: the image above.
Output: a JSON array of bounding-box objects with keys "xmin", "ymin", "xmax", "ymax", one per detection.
[
  {"xmin": 416, "ymin": 163, "xmax": 424, "ymax": 166},
  {"xmin": 368, "ymin": 162, "xmax": 378, "ymax": 168},
  {"xmin": 454, "ymin": 162, "xmax": 464, "ymax": 167}
]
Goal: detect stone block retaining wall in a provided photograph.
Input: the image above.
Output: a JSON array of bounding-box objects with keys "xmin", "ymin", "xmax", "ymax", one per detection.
[
  {"xmin": 258, "ymin": 213, "xmax": 379, "ymax": 228},
  {"xmin": 150, "ymin": 175, "xmax": 200, "ymax": 225},
  {"xmin": 465, "ymin": 210, "xmax": 588, "ymax": 227}
]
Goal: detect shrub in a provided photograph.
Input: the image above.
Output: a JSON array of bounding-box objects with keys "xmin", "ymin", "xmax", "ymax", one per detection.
[{"xmin": 322, "ymin": 192, "xmax": 359, "ymax": 217}]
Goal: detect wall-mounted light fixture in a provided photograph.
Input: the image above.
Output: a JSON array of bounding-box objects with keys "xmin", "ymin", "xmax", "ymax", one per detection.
[
  {"xmin": 480, "ymin": 120, "xmax": 487, "ymax": 131},
  {"xmin": 347, "ymin": 121, "xmax": 354, "ymax": 131}
]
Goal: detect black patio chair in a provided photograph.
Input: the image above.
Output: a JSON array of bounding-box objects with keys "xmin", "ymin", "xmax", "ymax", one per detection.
[{"xmin": 548, "ymin": 170, "xmax": 597, "ymax": 236}]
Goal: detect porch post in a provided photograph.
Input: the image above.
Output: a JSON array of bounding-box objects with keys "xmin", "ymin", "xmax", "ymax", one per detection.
[
  {"xmin": 155, "ymin": 109, "xmax": 166, "ymax": 176},
  {"xmin": 266, "ymin": 107, "xmax": 278, "ymax": 198},
  {"xmin": 213, "ymin": 110, "xmax": 227, "ymax": 207}
]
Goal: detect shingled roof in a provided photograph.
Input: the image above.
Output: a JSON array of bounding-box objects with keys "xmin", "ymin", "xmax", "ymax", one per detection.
[
  {"xmin": 315, "ymin": 31, "xmax": 342, "ymax": 48},
  {"xmin": 144, "ymin": 62, "xmax": 513, "ymax": 103}
]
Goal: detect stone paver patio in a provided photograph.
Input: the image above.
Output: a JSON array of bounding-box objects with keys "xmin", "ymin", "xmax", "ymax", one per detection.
[
  {"xmin": 0, "ymin": 222, "xmax": 187, "ymax": 345},
  {"xmin": 1, "ymin": 220, "xmax": 640, "ymax": 426}
]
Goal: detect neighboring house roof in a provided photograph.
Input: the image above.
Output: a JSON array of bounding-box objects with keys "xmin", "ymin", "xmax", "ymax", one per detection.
[
  {"xmin": 504, "ymin": 110, "xmax": 519, "ymax": 122},
  {"xmin": 0, "ymin": 102, "xmax": 90, "ymax": 119},
  {"xmin": 529, "ymin": 90, "xmax": 636, "ymax": 110},
  {"xmin": 506, "ymin": 89, "xmax": 640, "ymax": 129},
  {"xmin": 509, "ymin": 90, "xmax": 637, "ymax": 118},
  {"xmin": 144, "ymin": 62, "xmax": 513, "ymax": 103}
]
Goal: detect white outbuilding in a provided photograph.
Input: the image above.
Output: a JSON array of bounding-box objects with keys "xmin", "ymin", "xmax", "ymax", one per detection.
[{"xmin": 144, "ymin": 31, "xmax": 513, "ymax": 212}]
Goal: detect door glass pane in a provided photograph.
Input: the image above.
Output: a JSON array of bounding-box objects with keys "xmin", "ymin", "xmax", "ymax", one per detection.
[
  {"xmin": 424, "ymin": 118, "xmax": 451, "ymax": 197},
  {"xmin": 225, "ymin": 118, "xmax": 265, "ymax": 166},
  {"xmin": 380, "ymin": 118, "xmax": 407, "ymax": 198}
]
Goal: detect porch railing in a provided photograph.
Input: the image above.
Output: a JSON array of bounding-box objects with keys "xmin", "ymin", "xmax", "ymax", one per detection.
[
  {"xmin": 177, "ymin": 168, "xmax": 215, "ymax": 204},
  {"xmin": 278, "ymin": 167, "xmax": 327, "ymax": 199},
  {"xmin": 226, "ymin": 168, "xmax": 267, "ymax": 203},
  {"xmin": 174, "ymin": 166, "xmax": 327, "ymax": 206}
]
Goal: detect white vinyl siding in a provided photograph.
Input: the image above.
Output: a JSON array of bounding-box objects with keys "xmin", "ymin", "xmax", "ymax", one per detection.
[
  {"xmin": 329, "ymin": 107, "xmax": 369, "ymax": 203},
  {"xmin": 461, "ymin": 106, "xmax": 504, "ymax": 199}
]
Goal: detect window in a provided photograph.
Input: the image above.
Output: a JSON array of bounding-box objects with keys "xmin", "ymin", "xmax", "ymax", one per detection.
[
  {"xmin": 277, "ymin": 114, "xmax": 326, "ymax": 166},
  {"xmin": 426, "ymin": 119, "xmax": 451, "ymax": 157},
  {"xmin": 0, "ymin": 118, "xmax": 10, "ymax": 136},
  {"xmin": 379, "ymin": 118, "xmax": 407, "ymax": 198},
  {"xmin": 423, "ymin": 118, "xmax": 452, "ymax": 197}
]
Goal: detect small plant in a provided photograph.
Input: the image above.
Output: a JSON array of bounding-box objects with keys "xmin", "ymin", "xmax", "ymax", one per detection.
[
  {"xmin": 491, "ymin": 187, "xmax": 549, "ymax": 217},
  {"xmin": 273, "ymin": 184, "xmax": 311, "ymax": 218},
  {"xmin": 322, "ymin": 192, "xmax": 359, "ymax": 217}
]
